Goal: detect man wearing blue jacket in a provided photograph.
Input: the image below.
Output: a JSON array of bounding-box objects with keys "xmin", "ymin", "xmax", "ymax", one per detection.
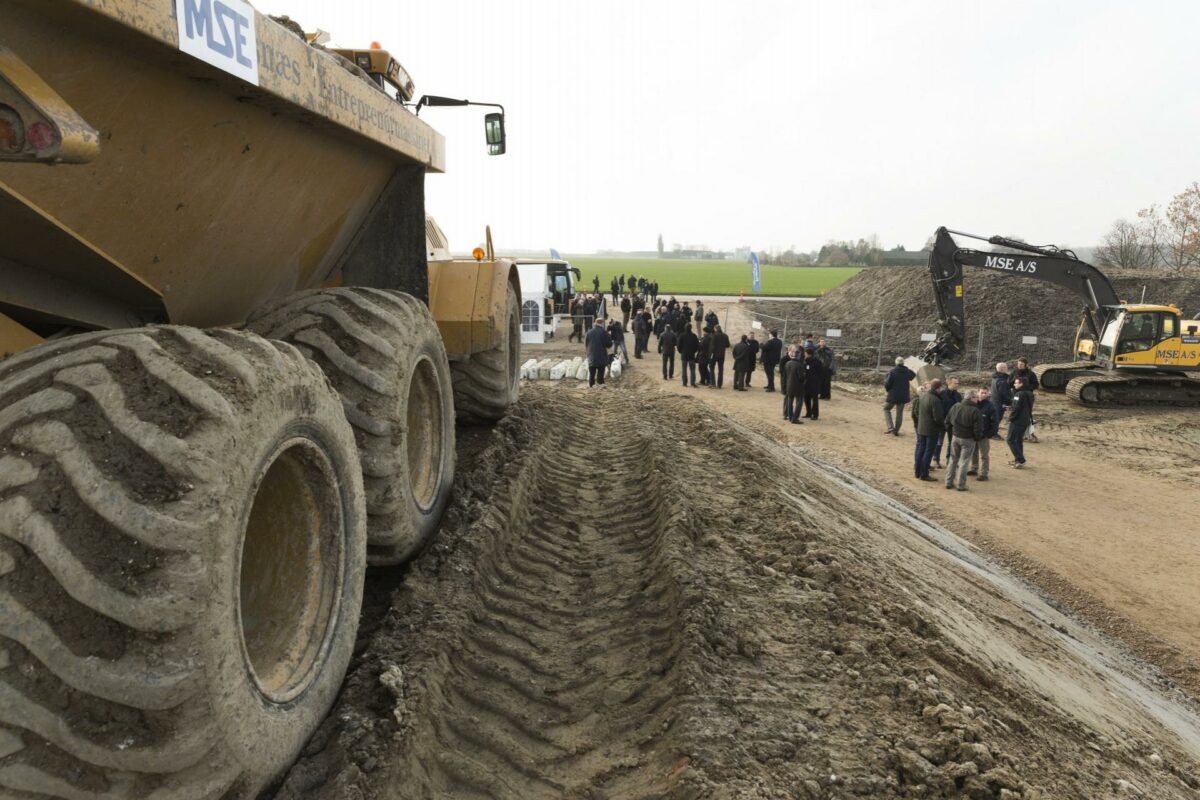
[
  {"xmin": 989, "ymin": 362, "xmax": 1013, "ymax": 419},
  {"xmin": 882, "ymin": 357, "xmax": 916, "ymax": 435},
  {"xmin": 970, "ymin": 387, "xmax": 998, "ymax": 480}
]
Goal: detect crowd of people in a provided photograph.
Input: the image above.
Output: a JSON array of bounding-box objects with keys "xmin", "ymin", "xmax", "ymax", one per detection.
[
  {"xmin": 883, "ymin": 356, "xmax": 1041, "ymax": 490},
  {"xmin": 573, "ymin": 293, "xmax": 1044, "ymax": 493},
  {"xmin": 574, "ymin": 294, "xmax": 840, "ymax": 409}
]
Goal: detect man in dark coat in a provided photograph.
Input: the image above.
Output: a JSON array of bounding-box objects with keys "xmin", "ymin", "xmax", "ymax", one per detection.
[
  {"xmin": 970, "ymin": 387, "xmax": 998, "ymax": 480},
  {"xmin": 745, "ymin": 333, "xmax": 760, "ymax": 387},
  {"xmin": 815, "ymin": 338, "xmax": 836, "ymax": 400},
  {"xmin": 607, "ymin": 318, "xmax": 628, "ymax": 365},
  {"xmin": 658, "ymin": 326, "xmax": 678, "ymax": 380},
  {"xmin": 802, "ymin": 347, "xmax": 825, "ymax": 419},
  {"xmin": 568, "ymin": 297, "xmax": 586, "ymax": 344},
  {"xmin": 990, "ymin": 362, "xmax": 1013, "ymax": 421},
  {"xmin": 911, "ymin": 378, "xmax": 944, "ymax": 480},
  {"xmin": 1009, "ymin": 357, "xmax": 1039, "ymax": 443},
  {"xmin": 883, "ymin": 357, "xmax": 916, "ymax": 435},
  {"xmin": 619, "ymin": 294, "xmax": 632, "ymax": 328},
  {"xmin": 1006, "ymin": 377, "xmax": 1034, "ymax": 468},
  {"xmin": 632, "ymin": 309, "xmax": 649, "ymax": 359},
  {"xmin": 934, "ymin": 377, "xmax": 961, "ymax": 468},
  {"xmin": 760, "ymin": 330, "xmax": 783, "ymax": 392},
  {"xmin": 732, "ymin": 335, "xmax": 751, "ymax": 390},
  {"xmin": 585, "ymin": 320, "xmax": 612, "ymax": 386},
  {"xmin": 678, "ymin": 326, "xmax": 700, "ymax": 387},
  {"xmin": 704, "ymin": 310, "xmax": 719, "ymax": 334},
  {"xmin": 697, "ymin": 331, "xmax": 712, "ymax": 385},
  {"xmin": 709, "ymin": 325, "xmax": 731, "ymax": 388},
  {"xmin": 783, "ymin": 349, "xmax": 805, "ymax": 424},
  {"xmin": 693, "ymin": 301, "xmax": 705, "ymax": 335}
]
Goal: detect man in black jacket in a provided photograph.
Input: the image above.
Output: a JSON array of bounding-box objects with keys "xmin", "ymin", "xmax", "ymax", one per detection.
[
  {"xmin": 1006, "ymin": 377, "xmax": 1033, "ymax": 467},
  {"xmin": 678, "ymin": 327, "xmax": 699, "ymax": 387},
  {"xmin": 883, "ymin": 357, "xmax": 916, "ymax": 435},
  {"xmin": 970, "ymin": 387, "xmax": 998, "ymax": 480},
  {"xmin": 760, "ymin": 330, "xmax": 783, "ymax": 392},
  {"xmin": 659, "ymin": 326, "xmax": 678, "ymax": 380},
  {"xmin": 1009, "ymin": 357, "xmax": 1039, "ymax": 442},
  {"xmin": 697, "ymin": 331, "xmax": 712, "ymax": 385},
  {"xmin": 783, "ymin": 351, "xmax": 805, "ymax": 424},
  {"xmin": 802, "ymin": 347, "xmax": 825, "ymax": 419},
  {"xmin": 710, "ymin": 326, "xmax": 731, "ymax": 388},
  {"xmin": 607, "ymin": 318, "xmax": 628, "ymax": 365},
  {"xmin": 816, "ymin": 338, "xmax": 836, "ymax": 400},
  {"xmin": 732, "ymin": 335, "xmax": 750, "ymax": 390},
  {"xmin": 585, "ymin": 320, "xmax": 612, "ymax": 387},
  {"xmin": 619, "ymin": 293, "xmax": 632, "ymax": 328},
  {"xmin": 745, "ymin": 333, "xmax": 760, "ymax": 387}
]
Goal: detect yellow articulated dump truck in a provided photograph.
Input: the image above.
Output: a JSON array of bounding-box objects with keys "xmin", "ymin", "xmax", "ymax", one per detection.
[{"xmin": 0, "ymin": 2, "xmax": 520, "ymax": 796}]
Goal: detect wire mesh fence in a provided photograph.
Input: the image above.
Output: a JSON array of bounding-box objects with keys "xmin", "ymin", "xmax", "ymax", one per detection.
[{"xmin": 739, "ymin": 308, "xmax": 1081, "ymax": 372}]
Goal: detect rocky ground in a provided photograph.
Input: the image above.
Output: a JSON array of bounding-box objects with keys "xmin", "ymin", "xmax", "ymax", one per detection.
[{"xmin": 269, "ymin": 381, "xmax": 1200, "ymax": 799}]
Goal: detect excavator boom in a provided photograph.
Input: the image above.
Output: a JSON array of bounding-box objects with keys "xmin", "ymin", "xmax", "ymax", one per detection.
[{"xmin": 923, "ymin": 227, "xmax": 1119, "ymax": 364}]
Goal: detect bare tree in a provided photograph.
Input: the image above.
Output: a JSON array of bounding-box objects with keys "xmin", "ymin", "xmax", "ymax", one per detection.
[
  {"xmin": 1164, "ymin": 182, "xmax": 1200, "ymax": 272},
  {"xmin": 1136, "ymin": 204, "xmax": 1166, "ymax": 268},
  {"xmin": 1095, "ymin": 218, "xmax": 1148, "ymax": 269}
]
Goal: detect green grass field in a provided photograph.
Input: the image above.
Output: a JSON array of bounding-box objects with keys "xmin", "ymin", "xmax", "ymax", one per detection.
[{"xmin": 567, "ymin": 256, "xmax": 860, "ymax": 297}]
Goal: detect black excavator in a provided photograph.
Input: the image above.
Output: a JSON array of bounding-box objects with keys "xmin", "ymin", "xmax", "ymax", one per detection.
[{"xmin": 919, "ymin": 227, "xmax": 1200, "ymax": 407}]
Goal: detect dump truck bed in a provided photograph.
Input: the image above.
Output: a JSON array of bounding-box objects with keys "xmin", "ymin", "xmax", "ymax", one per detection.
[{"xmin": 0, "ymin": 0, "xmax": 444, "ymax": 333}]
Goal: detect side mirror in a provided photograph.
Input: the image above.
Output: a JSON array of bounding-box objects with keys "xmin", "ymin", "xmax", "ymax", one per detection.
[{"xmin": 485, "ymin": 112, "xmax": 505, "ymax": 155}]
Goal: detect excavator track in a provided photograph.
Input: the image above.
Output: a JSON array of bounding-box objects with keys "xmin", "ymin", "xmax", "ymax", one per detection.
[
  {"xmin": 1034, "ymin": 361, "xmax": 1101, "ymax": 392},
  {"xmin": 1065, "ymin": 372, "xmax": 1200, "ymax": 407}
]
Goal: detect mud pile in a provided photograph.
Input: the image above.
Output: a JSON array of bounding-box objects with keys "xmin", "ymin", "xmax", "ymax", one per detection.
[
  {"xmin": 792, "ymin": 267, "xmax": 1200, "ymax": 327},
  {"xmin": 272, "ymin": 385, "xmax": 1200, "ymax": 799},
  {"xmin": 748, "ymin": 267, "xmax": 1200, "ymax": 368}
]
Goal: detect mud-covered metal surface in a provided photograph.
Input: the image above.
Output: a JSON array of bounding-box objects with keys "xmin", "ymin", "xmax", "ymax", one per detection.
[{"xmin": 40, "ymin": 0, "xmax": 444, "ymax": 168}]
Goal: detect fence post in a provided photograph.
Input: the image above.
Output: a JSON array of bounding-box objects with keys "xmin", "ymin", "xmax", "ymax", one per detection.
[
  {"xmin": 875, "ymin": 322, "xmax": 885, "ymax": 371},
  {"xmin": 976, "ymin": 325, "xmax": 984, "ymax": 372},
  {"xmin": 783, "ymin": 318, "xmax": 788, "ymax": 344}
]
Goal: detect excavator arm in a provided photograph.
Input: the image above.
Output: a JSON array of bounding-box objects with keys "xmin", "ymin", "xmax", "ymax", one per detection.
[{"xmin": 922, "ymin": 227, "xmax": 1120, "ymax": 364}]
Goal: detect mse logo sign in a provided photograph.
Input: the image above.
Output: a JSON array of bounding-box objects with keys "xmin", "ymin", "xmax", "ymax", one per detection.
[{"xmin": 176, "ymin": 0, "xmax": 259, "ymax": 86}]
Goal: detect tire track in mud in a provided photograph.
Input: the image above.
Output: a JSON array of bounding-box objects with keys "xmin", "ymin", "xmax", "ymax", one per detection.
[{"xmin": 392, "ymin": 396, "xmax": 690, "ymax": 798}]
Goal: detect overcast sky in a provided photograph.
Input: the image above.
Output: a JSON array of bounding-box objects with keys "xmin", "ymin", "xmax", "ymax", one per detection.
[{"xmin": 255, "ymin": 1, "xmax": 1200, "ymax": 255}]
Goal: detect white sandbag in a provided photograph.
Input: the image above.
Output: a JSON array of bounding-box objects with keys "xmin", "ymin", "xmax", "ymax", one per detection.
[
  {"xmin": 576, "ymin": 362, "xmax": 589, "ymax": 380},
  {"xmin": 520, "ymin": 358, "xmax": 539, "ymax": 380},
  {"xmin": 537, "ymin": 358, "xmax": 555, "ymax": 380},
  {"xmin": 610, "ymin": 359, "xmax": 623, "ymax": 379},
  {"xmin": 550, "ymin": 360, "xmax": 569, "ymax": 380}
]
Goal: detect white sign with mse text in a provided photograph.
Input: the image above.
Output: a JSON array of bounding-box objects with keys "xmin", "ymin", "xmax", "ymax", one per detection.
[{"xmin": 176, "ymin": 0, "xmax": 259, "ymax": 86}]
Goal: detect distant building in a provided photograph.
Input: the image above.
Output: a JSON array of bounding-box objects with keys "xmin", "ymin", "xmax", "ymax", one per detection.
[{"xmin": 670, "ymin": 248, "xmax": 729, "ymax": 260}]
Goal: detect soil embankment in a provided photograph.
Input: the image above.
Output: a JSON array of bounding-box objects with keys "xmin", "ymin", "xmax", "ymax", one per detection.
[{"xmin": 273, "ymin": 384, "xmax": 1200, "ymax": 799}]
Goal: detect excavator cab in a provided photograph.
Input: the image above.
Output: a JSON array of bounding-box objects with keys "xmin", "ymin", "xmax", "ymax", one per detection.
[{"xmin": 1098, "ymin": 306, "xmax": 1185, "ymax": 366}]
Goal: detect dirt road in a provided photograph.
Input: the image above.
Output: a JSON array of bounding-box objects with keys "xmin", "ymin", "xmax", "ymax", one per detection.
[
  {"xmin": 274, "ymin": 384, "xmax": 1200, "ymax": 799},
  {"xmin": 622, "ymin": 298, "xmax": 1200, "ymax": 704}
]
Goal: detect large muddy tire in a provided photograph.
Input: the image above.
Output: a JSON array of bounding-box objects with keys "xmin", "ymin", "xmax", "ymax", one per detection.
[
  {"xmin": 247, "ymin": 288, "xmax": 456, "ymax": 566},
  {"xmin": 450, "ymin": 281, "xmax": 521, "ymax": 421},
  {"xmin": 0, "ymin": 327, "xmax": 366, "ymax": 798}
]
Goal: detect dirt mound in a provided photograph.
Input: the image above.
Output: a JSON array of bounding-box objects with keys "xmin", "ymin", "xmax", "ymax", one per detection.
[
  {"xmin": 746, "ymin": 267, "xmax": 1200, "ymax": 368},
  {"xmin": 271, "ymin": 385, "xmax": 1200, "ymax": 799},
  {"xmin": 792, "ymin": 267, "xmax": 1200, "ymax": 327}
]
